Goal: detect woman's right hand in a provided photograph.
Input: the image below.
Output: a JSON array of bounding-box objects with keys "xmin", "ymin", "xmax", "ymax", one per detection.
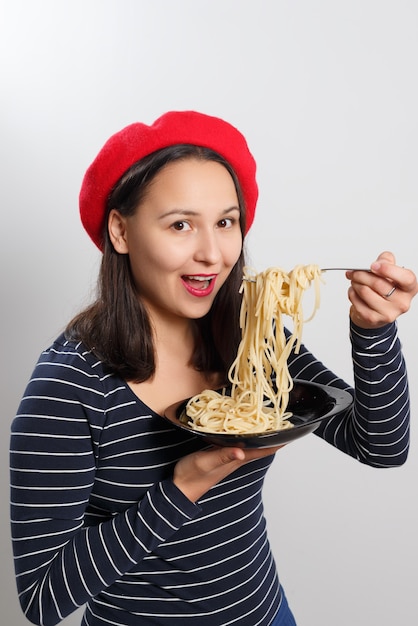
[{"xmin": 173, "ymin": 445, "xmax": 283, "ymax": 502}]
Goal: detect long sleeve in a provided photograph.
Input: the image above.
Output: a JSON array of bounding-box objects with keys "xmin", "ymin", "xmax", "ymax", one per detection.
[
  {"xmin": 288, "ymin": 321, "xmax": 410, "ymax": 467},
  {"xmin": 10, "ymin": 338, "xmax": 200, "ymax": 626}
]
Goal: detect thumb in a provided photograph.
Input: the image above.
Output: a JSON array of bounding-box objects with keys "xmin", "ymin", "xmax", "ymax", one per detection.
[
  {"xmin": 218, "ymin": 447, "xmax": 246, "ymax": 464},
  {"xmin": 376, "ymin": 250, "xmax": 395, "ymax": 265}
]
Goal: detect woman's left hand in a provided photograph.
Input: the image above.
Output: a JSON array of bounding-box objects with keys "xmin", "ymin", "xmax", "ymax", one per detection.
[{"xmin": 346, "ymin": 251, "xmax": 418, "ymax": 329}]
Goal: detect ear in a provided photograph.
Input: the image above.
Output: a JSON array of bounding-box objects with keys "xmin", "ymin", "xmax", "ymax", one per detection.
[{"xmin": 108, "ymin": 209, "xmax": 129, "ymax": 253}]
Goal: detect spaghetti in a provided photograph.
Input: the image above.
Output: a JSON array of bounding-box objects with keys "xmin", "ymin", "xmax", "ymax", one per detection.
[{"xmin": 186, "ymin": 264, "xmax": 323, "ymax": 434}]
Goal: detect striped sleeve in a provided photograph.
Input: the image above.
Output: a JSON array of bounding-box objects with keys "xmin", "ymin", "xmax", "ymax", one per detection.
[
  {"xmin": 10, "ymin": 343, "xmax": 199, "ymax": 626},
  {"xmin": 288, "ymin": 321, "xmax": 410, "ymax": 467}
]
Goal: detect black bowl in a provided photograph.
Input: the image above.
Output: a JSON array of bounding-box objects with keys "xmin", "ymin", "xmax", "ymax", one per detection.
[{"xmin": 163, "ymin": 380, "xmax": 353, "ymax": 448}]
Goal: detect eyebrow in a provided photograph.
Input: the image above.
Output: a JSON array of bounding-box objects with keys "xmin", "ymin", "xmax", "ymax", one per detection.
[{"xmin": 158, "ymin": 206, "xmax": 240, "ymax": 220}]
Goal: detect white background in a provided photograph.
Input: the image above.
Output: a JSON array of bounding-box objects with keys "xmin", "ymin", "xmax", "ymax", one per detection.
[{"xmin": 1, "ymin": 1, "xmax": 417, "ymax": 624}]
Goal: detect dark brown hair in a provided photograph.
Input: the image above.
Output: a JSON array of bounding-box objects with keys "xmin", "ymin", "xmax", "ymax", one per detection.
[{"xmin": 66, "ymin": 145, "xmax": 247, "ymax": 382}]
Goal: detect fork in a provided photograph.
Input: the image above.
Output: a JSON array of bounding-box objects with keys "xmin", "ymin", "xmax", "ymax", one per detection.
[
  {"xmin": 243, "ymin": 268, "xmax": 370, "ymax": 283},
  {"xmin": 321, "ymin": 268, "xmax": 370, "ymax": 272}
]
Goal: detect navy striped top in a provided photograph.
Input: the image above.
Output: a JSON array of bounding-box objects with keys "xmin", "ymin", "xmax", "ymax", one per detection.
[{"xmin": 10, "ymin": 321, "xmax": 410, "ymax": 626}]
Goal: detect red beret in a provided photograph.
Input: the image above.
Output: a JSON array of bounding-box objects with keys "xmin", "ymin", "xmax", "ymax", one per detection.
[{"xmin": 79, "ymin": 110, "xmax": 258, "ymax": 249}]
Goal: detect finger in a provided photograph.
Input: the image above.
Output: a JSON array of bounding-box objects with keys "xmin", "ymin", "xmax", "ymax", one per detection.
[
  {"xmin": 348, "ymin": 286, "xmax": 387, "ymax": 318},
  {"xmin": 198, "ymin": 446, "xmax": 246, "ymax": 471},
  {"xmin": 375, "ymin": 250, "xmax": 395, "ymax": 265},
  {"xmin": 347, "ymin": 270, "xmax": 393, "ymax": 300},
  {"xmin": 221, "ymin": 447, "xmax": 246, "ymax": 463},
  {"xmin": 348, "ymin": 280, "xmax": 411, "ymax": 328},
  {"xmin": 370, "ymin": 264, "xmax": 417, "ymax": 295}
]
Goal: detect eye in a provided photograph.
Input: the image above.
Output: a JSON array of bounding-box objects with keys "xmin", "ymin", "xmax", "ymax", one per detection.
[
  {"xmin": 171, "ymin": 220, "xmax": 191, "ymax": 231},
  {"xmin": 217, "ymin": 217, "xmax": 236, "ymax": 229}
]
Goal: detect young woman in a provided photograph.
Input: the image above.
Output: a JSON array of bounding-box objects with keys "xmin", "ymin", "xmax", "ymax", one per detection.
[{"xmin": 10, "ymin": 110, "xmax": 417, "ymax": 626}]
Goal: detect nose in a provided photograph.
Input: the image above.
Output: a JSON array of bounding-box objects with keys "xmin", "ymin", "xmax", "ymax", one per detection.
[{"xmin": 193, "ymin": 228, "xmax": 222, "ymax": 265}]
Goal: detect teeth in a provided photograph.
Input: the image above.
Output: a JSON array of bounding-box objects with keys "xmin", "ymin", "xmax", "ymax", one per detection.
[{"xmin": 185, "ymin": 275, "xmax": 213, "ymax": 281}]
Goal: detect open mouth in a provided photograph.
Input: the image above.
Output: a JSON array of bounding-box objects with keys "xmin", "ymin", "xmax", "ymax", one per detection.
[
  {"xmin": 182, "ymin": 275, "xmax": 215, "ymax": 290},
  {"xmin": 181, "ymin": 274, "xmax": 218, "ymax": 297}
]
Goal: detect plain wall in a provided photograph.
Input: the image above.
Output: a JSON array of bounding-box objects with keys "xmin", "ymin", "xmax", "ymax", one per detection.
[{"xmin": 1, "ymin": 1, "xmax": 417, "ymax": 624}]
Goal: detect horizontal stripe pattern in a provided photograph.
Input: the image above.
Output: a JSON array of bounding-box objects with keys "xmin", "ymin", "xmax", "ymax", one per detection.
[
  {"xmin": 10, "ymin": 321, "xmax": 409, "ymax": 626},
  {"xmin": 291, "ymin": 323, "xmax": 410, "ymax": 466}
]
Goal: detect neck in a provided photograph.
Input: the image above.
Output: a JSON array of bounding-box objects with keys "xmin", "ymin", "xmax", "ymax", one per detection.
[{"xmin": 150, "ymin": 313, "xmax": 196, "ymax": 363}]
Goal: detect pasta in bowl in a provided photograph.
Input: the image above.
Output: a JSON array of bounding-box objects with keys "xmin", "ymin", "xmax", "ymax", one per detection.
[
  {"xmin": 163, "ymin": 380, "xmax": 353, "ymax": 448},
  {"xmin": 164, "ymin": 264, "xmax": 353, "ymax": 447}
]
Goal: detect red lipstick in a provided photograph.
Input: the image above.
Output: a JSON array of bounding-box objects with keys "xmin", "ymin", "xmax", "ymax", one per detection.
[{"xmin": 181, "ymin": 274, "xmax": 217, "ymax": 297}]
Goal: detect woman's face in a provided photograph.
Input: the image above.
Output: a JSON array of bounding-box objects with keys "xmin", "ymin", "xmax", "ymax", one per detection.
[{"xmin": 108, "ymin": 158, "xmax": 243, "ymax": 325}]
